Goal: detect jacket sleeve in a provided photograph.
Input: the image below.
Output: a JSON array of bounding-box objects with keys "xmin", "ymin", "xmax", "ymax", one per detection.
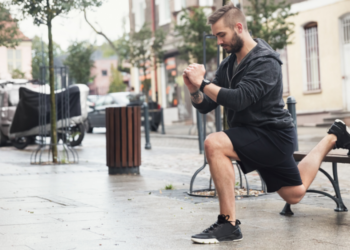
[
  {"xmin": 216, "ymin": 58, "xmax": 281, "ymax": 112},
  {"xmin": 191, "ymin": 59, "xmax": 227, "ymax": 114},
  {"xmin": 191, "ymin": 93, "xmax": 218, "ymax": 114}
]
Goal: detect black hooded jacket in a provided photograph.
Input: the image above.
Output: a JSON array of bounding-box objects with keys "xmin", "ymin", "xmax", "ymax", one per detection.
[{"xmin": 192, "ymin": 38, "xmax": 294, "ymax": 129}]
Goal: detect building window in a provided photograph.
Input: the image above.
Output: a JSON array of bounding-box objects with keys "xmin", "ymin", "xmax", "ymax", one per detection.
[
  {"xmin": 343, "ymin": 14, "xmax": 350, "ymax": 44},
  {"xmin": 304, "ymin": 22, "xmax": 321, "ymax": 91},
  {"xmin": 199, "ymin": 0, "xmax": 213, "ymax": 7},
  {"xmin": 102, "ymin": 70, "xmax": 108, "ymax": 76},
  {"xmin": 158, "ymin": 0, "xmax": 171, "ymax": 26},
  {"xmin": 277, "ymin": 47, "xmax": 290, "ymax": 95},
  {"xmin": 133, "ymin": 0, "xmax": 146, "ymax": 32},
  {"xmin": 174, "ymin": 0, "xmax": 186, "ymax": 12},
  {"xmin": 7, "ymin": 49, "xmax": 22, "ymax": 73}
]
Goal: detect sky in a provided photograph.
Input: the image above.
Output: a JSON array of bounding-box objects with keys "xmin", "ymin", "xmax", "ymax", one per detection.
[{"xmin": 10, "ymin": 0, "xmax": 130, "ymax": 51}]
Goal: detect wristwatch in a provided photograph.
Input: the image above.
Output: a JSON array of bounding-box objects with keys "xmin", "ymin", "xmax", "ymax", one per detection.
[{"xmin": 199, "ymin": 79, "xmax": 211, "ymax": 92}]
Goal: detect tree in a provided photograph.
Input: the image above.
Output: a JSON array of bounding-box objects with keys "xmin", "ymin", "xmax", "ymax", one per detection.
[
  {"xmin": 84, "ymin": 11, "xmax": 130, "ymax": 74},
  {"xmin": 108, "ymin": 64, "xmax": 125, "ymax": 93},
  {"xmin": 31, "ymin": 35, "xmax": 63, "ymax": 80},
  {"xmin": 110, "ymin": 24, "xmax": 165, "ymax": 101},
  {"xmin": 131, "ymin": 24, "xmax": 165, "ymax": 101},
  {"xmin": 11, "ymin": 68, "xmax": 25, "ymax": 78},
  {"xmin": 0, "ymin": 2, "xmax": 19, "ymax": 48},
  {"xmin": 174, "ymin": 7, "xmax": 217, "ymax": 64},
  {"xmin": 64, "ymin": 41, "xmax": 94, "ymax": 84},
  {"xmin": 245, "ymin": 0, "xmax": 297, "ymax": 50},
  {"xmin": 12, "ymin": 0, "xmax": 103, "ymax": 163}
]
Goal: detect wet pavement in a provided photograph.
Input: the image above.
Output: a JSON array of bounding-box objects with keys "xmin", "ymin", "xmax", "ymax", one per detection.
[{"xmin": 0, "ymin": 125, "xmax": 350, "ymax": 249}]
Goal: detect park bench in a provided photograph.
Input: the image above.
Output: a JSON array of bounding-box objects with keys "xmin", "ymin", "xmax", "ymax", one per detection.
[{"xmin": 280, "ymin": 151, "xmax": 349, "ymax": 215}]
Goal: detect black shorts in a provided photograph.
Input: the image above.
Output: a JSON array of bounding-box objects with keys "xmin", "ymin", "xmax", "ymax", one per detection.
[{"xmin": 223, "ymin": 126, "xmax": 303, "ymax": 193}]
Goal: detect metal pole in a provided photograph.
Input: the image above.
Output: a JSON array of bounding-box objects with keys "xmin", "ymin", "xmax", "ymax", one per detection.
[
  {"xmin": 143, "ymin": 102, "xmax": 152, "ymax": 149},
  {"xmin": 215, "ymin": 44, "xmax": 221, "ymax": 132},
  {"xmin": 195, "ymin": 32, "xmax": 208, "ymax": 155},
  {"xmin": 160, "ymin": 108, "xmax": 165, "ymax": 134},
  {"xmin": 287, "ymin": 96, "xmax": 299, "ymax": 151},
  {"xmin": 41, "ymin": 35, "xmax": 45, "ymax": 68},
  {"xmin": 197, "ymin": 110, "xmax": 204, "ymax": 154}
]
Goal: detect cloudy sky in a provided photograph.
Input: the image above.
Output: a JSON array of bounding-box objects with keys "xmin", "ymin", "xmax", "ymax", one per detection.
[{"xmin": 11, "ymin": 0, "xmax": 130, "ymax": 51}]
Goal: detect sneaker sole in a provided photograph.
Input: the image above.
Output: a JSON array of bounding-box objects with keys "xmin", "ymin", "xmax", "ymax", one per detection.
[
  {"xmin": 191, "ymin": 237, "xmax": 243, "ymax": 244},
  {"xmin": 335, "ymin": 119, "xmax": 345, "ymax": 125}
]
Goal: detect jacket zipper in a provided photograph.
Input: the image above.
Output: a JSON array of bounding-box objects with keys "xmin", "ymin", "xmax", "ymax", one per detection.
[{"xmin": 226, "ymin": 65, "xmax": 247, "ymax": 89}]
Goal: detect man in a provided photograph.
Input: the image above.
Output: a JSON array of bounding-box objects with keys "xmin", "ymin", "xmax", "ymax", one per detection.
[{"xmin": 183, "ymin": 3, "xmax": 350, "ymax": 244}]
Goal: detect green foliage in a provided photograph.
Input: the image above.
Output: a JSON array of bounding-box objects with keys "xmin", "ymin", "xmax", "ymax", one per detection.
[
  {"xmin": 245, "ymin": 0, "xmax": 297, "ymax": 50},
  {"xmin": 11, "ymin": 68, "xmax": 25, "ymax": 78},
  {"xmin": 108, "ymin": 64, "xmax": 126, "ymax": 93},
  {"xmin": 0, "ymin": 3, "xmax": 19, "ymax": 48},
  {"xmin": 11, "ymin": 0, "xmax": 103, "ymax": 23},
  {"xmin": 64, "ymin": 41, "xmax": 94, "ymax": 84},
  {"xmin": 117, "ymin": 24, "xmax": 165, "ymax": 98},
  {"xmin": 174, "ymin": 7, "xmax": 216, "ymax": 63},
  {"xmin": 31, "ymin": 35, "xmax": 63, "ymax": 80},
  {"xmin": 165, "ymin": 184, "xmax": 174, "ymax": 190},
  {"xmin": 96, "ymin": 41, "xmax": 116, "ymax": 58}
]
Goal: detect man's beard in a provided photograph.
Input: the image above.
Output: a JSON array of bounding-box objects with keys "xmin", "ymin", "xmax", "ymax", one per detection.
[{"xmin": 223, "ymin": 32, "xmax": 244, "ymax": 54}]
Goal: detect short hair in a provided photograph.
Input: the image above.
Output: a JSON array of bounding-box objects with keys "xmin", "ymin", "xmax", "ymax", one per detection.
[{"xmin": 208, "ymin": 2, "xmax": 247, "ymax": 31}]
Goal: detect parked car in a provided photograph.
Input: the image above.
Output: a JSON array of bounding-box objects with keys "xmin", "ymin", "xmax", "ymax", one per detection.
[{"xmin": 85, "ymin": 92, "xmax": 161, "ymax": 133}]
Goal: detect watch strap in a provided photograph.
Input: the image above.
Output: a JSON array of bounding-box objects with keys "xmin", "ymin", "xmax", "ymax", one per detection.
[{"xmin": 200, "ymin": 79, "xmax": 210, "ymax": 92}]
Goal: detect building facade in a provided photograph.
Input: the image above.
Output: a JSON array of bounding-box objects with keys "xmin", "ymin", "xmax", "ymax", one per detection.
[
  {"xmin": 89, "ymin": 50, "xmax": 119, "ymax": 95},
  {"xmin": 0, "ymin": 29, "xmax": 32, "ymax": 80},
  {"xmin": 283, "ymin": 0, "xmax": 350, "ymax": 125},
  {"xmin": 129, "ymin": 0, "xmax": 226, "ymax": 125},
  {"xmin": 128, "ymin": 0, "xmax": 350, "ymax": 126}
]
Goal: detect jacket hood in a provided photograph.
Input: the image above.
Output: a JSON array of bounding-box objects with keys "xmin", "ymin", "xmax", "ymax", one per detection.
[{"xmin": 223, "ymin": 38, "xmax": 283, "ymax": 68}]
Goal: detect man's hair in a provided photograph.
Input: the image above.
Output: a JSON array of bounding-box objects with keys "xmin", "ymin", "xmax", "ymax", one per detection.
[{"xmin": 208, "ymin": 2, "xmax": 247, "ymax": 31}]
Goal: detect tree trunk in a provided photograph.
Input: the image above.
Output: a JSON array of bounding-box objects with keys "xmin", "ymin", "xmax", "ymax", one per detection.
[{"xmin": 47, "ymin": 3, "xmax": 58, "ymax": 163}]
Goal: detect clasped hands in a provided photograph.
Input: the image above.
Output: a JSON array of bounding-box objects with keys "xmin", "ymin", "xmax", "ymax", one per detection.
[{"xmin": 182, "ymin": 64, "xmax": 205, "ymax": 93}]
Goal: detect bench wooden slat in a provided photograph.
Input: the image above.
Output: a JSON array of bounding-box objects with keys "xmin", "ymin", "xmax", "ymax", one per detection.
[{"xmin": 294, "ymin": 151, "xmax": 350, "ymax": 164}]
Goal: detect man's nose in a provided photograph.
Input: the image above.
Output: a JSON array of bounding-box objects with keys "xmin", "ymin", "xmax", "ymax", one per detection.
[{"xmin": 217, "ymin": 39, "xmax": 223, "ymax": 45}]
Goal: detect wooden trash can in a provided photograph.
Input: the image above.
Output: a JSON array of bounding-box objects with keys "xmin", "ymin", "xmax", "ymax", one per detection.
[{"xmin": 106, "ymin": 106, "xmax": 141, "ymax": 174}]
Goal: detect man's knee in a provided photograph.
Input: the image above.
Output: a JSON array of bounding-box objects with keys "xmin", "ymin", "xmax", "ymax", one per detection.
[
  {"xmin": 204, "ymin": 134, "xmax": 221, "ymax": 156},
  {"xmin": 281, "ymin": 186, "xmax": 306, "ymax": 204},
  {"xmin": 284, "ymin": 196, "xmax": 303, "ymax": 205}
]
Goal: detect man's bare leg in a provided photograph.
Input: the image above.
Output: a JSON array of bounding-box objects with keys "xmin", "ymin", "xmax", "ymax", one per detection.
[
  {"xmin": 204, "ymin": 132, "xmax": 241, "ymax": 225},
  {"xmin": 277, "ymin": 134, "xmax": 337, "ymax": 204}
]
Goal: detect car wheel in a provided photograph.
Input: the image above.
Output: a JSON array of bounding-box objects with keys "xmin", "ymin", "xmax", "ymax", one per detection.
[
  {"xmin": 11, "ymin": 137, "xmax": 29, "ymax": 150},
  {"xmin": 85, "ymin": 120, "xmax": 93, "ymax": 133},
  {"xmin": 0, "ymin": 129, "xmax": 7, "ymax": 146},
  {"xmin": 60, "ymin": 124, "xmax": 85, "ymax": 147},
  {"xmin": 150, "ymin": 123, "xmax": 159, "ymax": 132}
]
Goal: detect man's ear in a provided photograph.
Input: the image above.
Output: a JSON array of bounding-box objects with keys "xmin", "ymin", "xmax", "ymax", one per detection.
[{"xmin": 236, "ymin": 22, "xmax": 244, "ymax": 34}]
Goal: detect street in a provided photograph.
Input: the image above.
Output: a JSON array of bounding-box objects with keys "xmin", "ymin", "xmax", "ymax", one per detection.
[{"xmin": 0, "ymin": 126, "xmax": 350, "ymax": 249}]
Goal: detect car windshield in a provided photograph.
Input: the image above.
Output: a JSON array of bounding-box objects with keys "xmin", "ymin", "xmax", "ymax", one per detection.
[
  {"xmin": 87, "ymin": 95, "xmax": 99, "ymax": 103},
  {"xmin": 110, "ymin": 92, "xmax": 144, "ymax": 105}
]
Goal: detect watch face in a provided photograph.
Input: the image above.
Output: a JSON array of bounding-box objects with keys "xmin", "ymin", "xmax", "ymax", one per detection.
[{"xmin": 203, "ymin": 79, "xmax": 210, "ymax": 84}]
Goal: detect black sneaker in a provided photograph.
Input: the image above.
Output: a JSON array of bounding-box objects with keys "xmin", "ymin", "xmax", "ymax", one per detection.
[
  {"xmin": 191, "ymin": 215, "xmax": 243, "ymax": 244},
  {"xmin": 327, "ymin": 119, "xmax": 350, "ymax": 154}
]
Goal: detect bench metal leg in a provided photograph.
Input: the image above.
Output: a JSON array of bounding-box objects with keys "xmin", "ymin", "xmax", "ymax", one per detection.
[
  {"xmin": 280, "ymin": 162, "xmax": 348, "ymax": 216},
  {"xmin": 280, "ymin": 203, "xmax": 294, "ymax": 216},
  {"xmin": 332, "ymin": 162, "xmax": 348, "ymax": 212}
]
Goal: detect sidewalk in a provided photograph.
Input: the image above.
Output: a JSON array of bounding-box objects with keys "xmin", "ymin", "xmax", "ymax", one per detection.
[{"xmin": 0, "ymin": 126, "xmax": 349, "ymax": 249}]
